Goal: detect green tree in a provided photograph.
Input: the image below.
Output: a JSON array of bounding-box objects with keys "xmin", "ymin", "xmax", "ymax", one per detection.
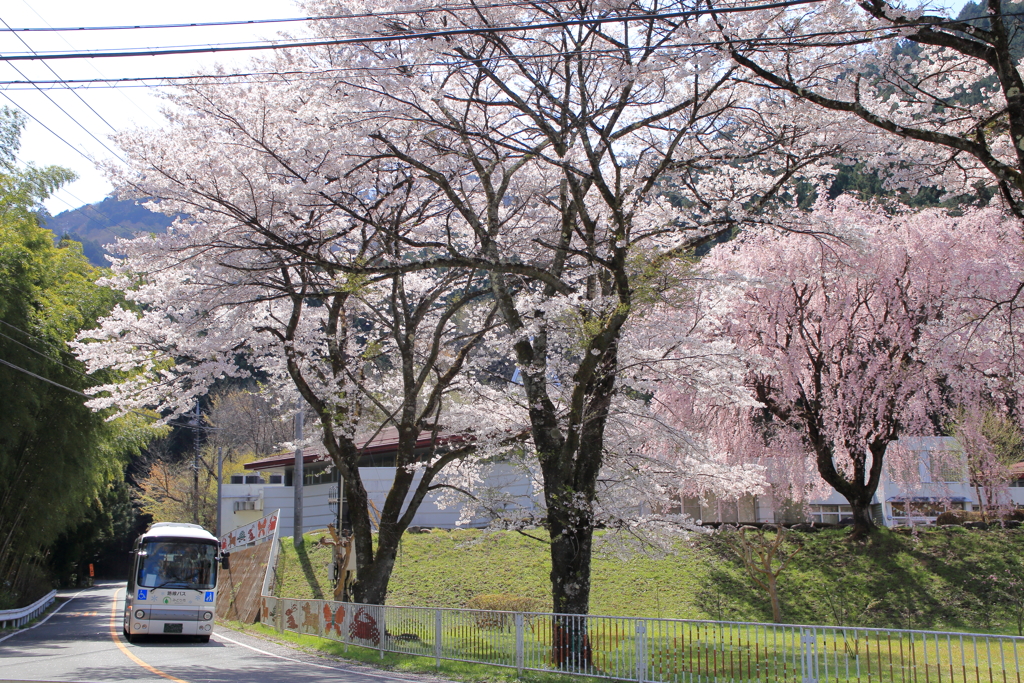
[{"xmin": 0, "ymin": 107, "xmax": 158, "ymax": 603}]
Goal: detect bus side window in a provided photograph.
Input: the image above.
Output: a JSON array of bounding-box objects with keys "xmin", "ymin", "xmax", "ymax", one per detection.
[{"xmin": 127, "ymin": 543, "xmax": 138, "ymax": 590}]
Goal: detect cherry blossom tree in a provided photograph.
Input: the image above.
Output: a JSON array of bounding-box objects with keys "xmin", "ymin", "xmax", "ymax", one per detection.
[
  {"xmin": 715, "ymin": 0, "xmax": 1024, "ymax": 215},
  {"xmin": 73, "ymin": 77, "xmax": 517, "ymax": 604},
  {"xmin": 700, "ymin": 199, "xmax": 1024, "ymax": 537},
  {"xmin": 78, "ymin": 0, "xmax": 863, "ymax": 624},
  {"xmin": 953, "ymin": 409, "xmax": 1023, "ymax": 522},
  {"xmin": 293, "ymin": 0, "xmax": 854, "ymax": 636}
]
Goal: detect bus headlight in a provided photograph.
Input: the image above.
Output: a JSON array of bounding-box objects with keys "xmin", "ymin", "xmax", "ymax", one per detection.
[
  {"xmin": 134, "ymin": 610, "xmax": 145, "ymax": 619},
  {"xmin": 202, "ymin": 611, "xmax": 213, "ymax": 621}
]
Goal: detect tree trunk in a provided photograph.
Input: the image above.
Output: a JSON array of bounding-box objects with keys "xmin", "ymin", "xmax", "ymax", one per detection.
[
  {"xmin": 848, "ymin": 496, "xmax": 876, "ymax": 539},
  {"xmin": 548, "ymin": 509, "xmax": 594, "ymax": 669},
  {"xmin": 766, "ymin": 573, "xmax": 782, "ymax": 623},
  {"xmin": 808, "ymin": 434, "xmax": 886, "ymax": 540}
]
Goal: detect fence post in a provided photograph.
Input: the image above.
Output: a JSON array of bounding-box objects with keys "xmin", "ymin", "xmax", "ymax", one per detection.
[
  {"xmin": 276, "ymin": 598, "xmax": 283, "ymax": 633},
  {"xmin": 435, "ymin": 608, "xmax": 442, "ymax": 668},
  {"xmin": 635, "ymin": 620, "xmax": 647, "ymax": 683},
  {"xmin": 515, "ymin": 612, "xmax": 524, "ymax": 677},
  {"xmin": 801, "ymin": 627, "xmax": 818, "ymax": 683}
]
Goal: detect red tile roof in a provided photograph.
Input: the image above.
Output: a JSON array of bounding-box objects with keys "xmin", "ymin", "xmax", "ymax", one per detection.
[{"xmin": 242, "ymin": 427, "xmax": 458, "ymax": 470}]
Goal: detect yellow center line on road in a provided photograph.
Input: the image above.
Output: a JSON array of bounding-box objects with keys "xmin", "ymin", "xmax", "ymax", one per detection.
[{"xmin": 108, "ymin": 588, "xmax": 190, "ymax": 683}]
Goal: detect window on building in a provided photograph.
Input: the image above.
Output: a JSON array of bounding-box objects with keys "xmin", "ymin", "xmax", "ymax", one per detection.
[
  {"xmin": 244, "ymin": 475, "xmax": 263, "ymax": 484},
  {"xmin": 889, "ymin": 500, "xmax": 964, "ymax": 524},
  {"xmin": 229, "ymin": 475, "xmax": 244, "ymax": 484},
  {"xmin": 809, "ymin": 504, "xmax": 853, "ymax": 525},
  {"xmin": 927, "ymin": 450, "xmax": 966, "ymax": 484},
  {"xmin": 303, "ymin": 467, "xmax": 340, "ymax": 486},
  {"xmin": 233, "ymin": 501, "xmax": 257, "ymax": 511},
  {"xmin": 268, "ymin": 474, "xmax": 283, "ymax": 484},
  {"xmin": 681, "ymin": 497, "xmax": 702, "ymax": 522},
  {"xmin": 356, "ymin": 452, "xmax": 398, "ymax": 468}
]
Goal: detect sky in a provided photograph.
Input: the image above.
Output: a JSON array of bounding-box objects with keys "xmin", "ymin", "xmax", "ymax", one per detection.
[
  {"xmin": 0, "ymin": 0, "xmax": 305, "ymax": 215},
  {"xmin": 1, "ymin": 0, "xmax": 975, "ymax": 217}
]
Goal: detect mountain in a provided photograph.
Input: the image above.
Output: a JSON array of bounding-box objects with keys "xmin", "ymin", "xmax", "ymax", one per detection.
[{"xmin": 42, "ymin": 196, "xmax": 175, "ymax": 267}]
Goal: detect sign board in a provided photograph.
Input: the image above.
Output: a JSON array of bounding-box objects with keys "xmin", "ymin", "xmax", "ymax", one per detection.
[{"xmin": 220, "ymin": 510, "xmax": 279, "ymax": 552}]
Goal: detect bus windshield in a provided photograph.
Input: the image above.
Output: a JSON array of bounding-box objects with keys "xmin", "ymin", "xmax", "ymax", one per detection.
[{"xmin": 137, "ymin": 541, "xmax": 217, "ymax": 590}]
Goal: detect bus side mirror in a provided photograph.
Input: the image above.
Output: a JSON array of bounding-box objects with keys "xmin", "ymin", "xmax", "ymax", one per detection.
[{"xmin": 220, "ymin": 553, "xmax": 230, "ymax": 570}]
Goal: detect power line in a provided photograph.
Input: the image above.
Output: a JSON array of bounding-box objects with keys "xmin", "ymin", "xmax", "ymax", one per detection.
[
  {"xmin": 0, "ymin": 19, "xmax": 924, "ymax": 91},
  {"xmin": 0, "ymin": 15, "xmax": 120, "ymax": 133},
  {"xmin": 0, "ymin": 329, "xmax": 83, "ymax": 374},
  {"xmin": 0, "ymin": 319, "xmax": 77, "ymax": 359},
  {"xmin": 18, "ymin": 0, "xmax": 161, "ymax": 127},
  {"xmin": 10, "ymin": 151, "xmax": 125, "ymax": 238},
  {"xmin": 0, "ymin": 0, "xmax": 573, "ymax": 33},
  {"xmin": 0, "ymin": 63, "xmax": 128, "ymax": 163},
  {"xmin": 0, "ymin": 0, "xmax": 826, "ymax": 61},
  {"xmin": 0, "ymin": 356, "xmax": 89, "ymax": 398},
  {"xmin": 0, "ymin": 354, "xmax": 161, "ymax": 423},
  {"xmin": 0, "ymin": 90, "xmax": 97, "ymax": 164}
]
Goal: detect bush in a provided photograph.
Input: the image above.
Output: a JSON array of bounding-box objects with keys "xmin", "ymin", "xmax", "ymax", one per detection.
[
  {"xmin": 935, "ymin": 509, "xmax": 1024, "ymax": 526},
  {"xmin": 936, "ymin": 511, "xmax": 966, "ymax": 526},
  {"xmin": 1004, "ymin": 508, "xmax": 1024, "ymax": 522},
  {"xmin": 465, "ymin": 594, "xmax": 548, "ymax": 630}
]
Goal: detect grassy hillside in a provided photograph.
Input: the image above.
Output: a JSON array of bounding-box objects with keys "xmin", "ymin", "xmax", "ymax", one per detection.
[{"xmin": 275, "ymin": 527, "xmax": 1024, "ymax": 635}]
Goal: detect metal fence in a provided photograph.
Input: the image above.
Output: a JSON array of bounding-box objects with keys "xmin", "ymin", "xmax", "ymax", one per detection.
[
  {"xmin": 0, "ymin": 589, "xmax": 56, "ymax": 630},
  {"xmin": 260, "ymin": 596, "xmax": 1024, "ymax": 683}
]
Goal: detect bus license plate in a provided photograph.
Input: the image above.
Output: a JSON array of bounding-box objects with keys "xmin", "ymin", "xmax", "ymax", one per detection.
[{"xmin": 163, "ymin": 623, "xmax": 183, "ymax": 634}]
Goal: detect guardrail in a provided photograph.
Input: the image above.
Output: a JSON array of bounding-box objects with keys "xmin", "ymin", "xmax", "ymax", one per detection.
[
  {"xmin": 0, "ymin": 590, "xmax": 57, "ymax": 630},
  {"xmin": 260, "ymin": 595, "xmax": 1024, "ymax": 683}
]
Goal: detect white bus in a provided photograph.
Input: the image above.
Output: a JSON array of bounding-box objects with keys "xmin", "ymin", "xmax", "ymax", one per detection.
[{"xmin": 123, "ymin": 522, "xmax": 228, "ymax": 643}]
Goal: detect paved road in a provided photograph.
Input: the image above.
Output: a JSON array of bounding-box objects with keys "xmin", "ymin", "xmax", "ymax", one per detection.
[{"xmin": 0, "ymin": 583, "xmax": 445, "ymax": 683}]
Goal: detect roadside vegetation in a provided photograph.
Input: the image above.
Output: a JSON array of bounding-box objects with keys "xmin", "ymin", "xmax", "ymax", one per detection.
[
  {"xmin": 223, "ymin": 618, "xmax": 586, "ymax": 683},
  {"xmin": 274, "ymin": 527, "xmax": 1024, "ymax": 635}
]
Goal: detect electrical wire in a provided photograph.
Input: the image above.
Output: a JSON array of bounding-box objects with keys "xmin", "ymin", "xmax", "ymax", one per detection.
[
  {"xmin": 0, "ymin": 15, "xmax": 120, "ymax": 133},
  {"xmin": 0, "ymin": 5, "xmax": 1001, "ymax": 86},
  {"xmin": 0, "ymin": 62, "xmax": 128, "ymax": 163},
  {"xmin": 0, "ymin": 19, "xmax": 929, "ymax": 92},
  {"xmin": 0, "ymin": 353, "xmax": 168, "ymax": 423},
  {"xmin": 0, "ymin": 329, "xmax": 84, "ymax": 375},
  {"xmin": 0, "ymin": 0, "xmax": 828, "ymax": 61},
  {"xmin": 18, "ymin": 0, "xmax": 162, "ymax": 126},
  {"xmin": 0, "ymin": 91, "xmax": 97, "ymax": 164},
  {"xmin": 0, "ymin": 0, "xmax": 579, "ymax": 33},
  {"xmin": 0, "ymin": 356, "xmax": 90, "ymax": 397},
  {"xmin": 0, "ymin": 319, "xmax": 75, "ymax": 358},
  {"xmin": 0, "ymin": 326, "xmax": 175, "ymax": 422}
]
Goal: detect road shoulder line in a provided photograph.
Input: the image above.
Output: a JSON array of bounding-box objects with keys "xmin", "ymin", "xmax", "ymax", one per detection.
[{"xmin": 0, "ymin": 589, "xmax": 86, "ymax": 645}]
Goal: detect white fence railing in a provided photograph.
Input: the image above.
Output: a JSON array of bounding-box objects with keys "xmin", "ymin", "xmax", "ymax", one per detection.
[
  {"xmin": 0, "ymin": 590, "xmax": 56, "ymax": 630},
  {"xmin": 260, "ymin": 595, "xmax": 1024, "ymax": 683}
]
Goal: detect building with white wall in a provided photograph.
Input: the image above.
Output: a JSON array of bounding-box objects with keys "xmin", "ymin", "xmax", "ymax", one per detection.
[
  {"xmin": 218, "ymin": 428, "xmax": 535, "ymax": 538},
  {"xmin": 220, "ymin": 433, "xmax": 1024, "ymax": 536},
  {"xmin": 681, "ymin": 437, "xmax": 1024, "ymax": 527}
]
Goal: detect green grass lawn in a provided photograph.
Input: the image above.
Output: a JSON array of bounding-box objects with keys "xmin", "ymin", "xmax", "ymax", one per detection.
[
  {"xmin": 274, "ymin": 526, "xmax": 1024, "ymax": 635},
  {"xmin": 221, "ymin": 618, "xmax": 597, "ymax": 683}
]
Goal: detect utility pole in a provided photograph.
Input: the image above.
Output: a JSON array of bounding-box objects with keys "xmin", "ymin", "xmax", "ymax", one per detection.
[
  {"xmin": 216, "ymin": 446, "xmax": 223, "ymax": 538},
  {"xmin": 293, "ymin": 402, "xmax": 304, "ymax": 549},
  {"xmin": 192, "ymin": 402, "xmax": 201, "ymax": 525}
]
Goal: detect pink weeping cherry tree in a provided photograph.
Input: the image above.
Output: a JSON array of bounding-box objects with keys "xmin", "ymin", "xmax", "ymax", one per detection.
[{"xmin": 700, "ymin": 198, "xmax": 1024, "ymax": 537}]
